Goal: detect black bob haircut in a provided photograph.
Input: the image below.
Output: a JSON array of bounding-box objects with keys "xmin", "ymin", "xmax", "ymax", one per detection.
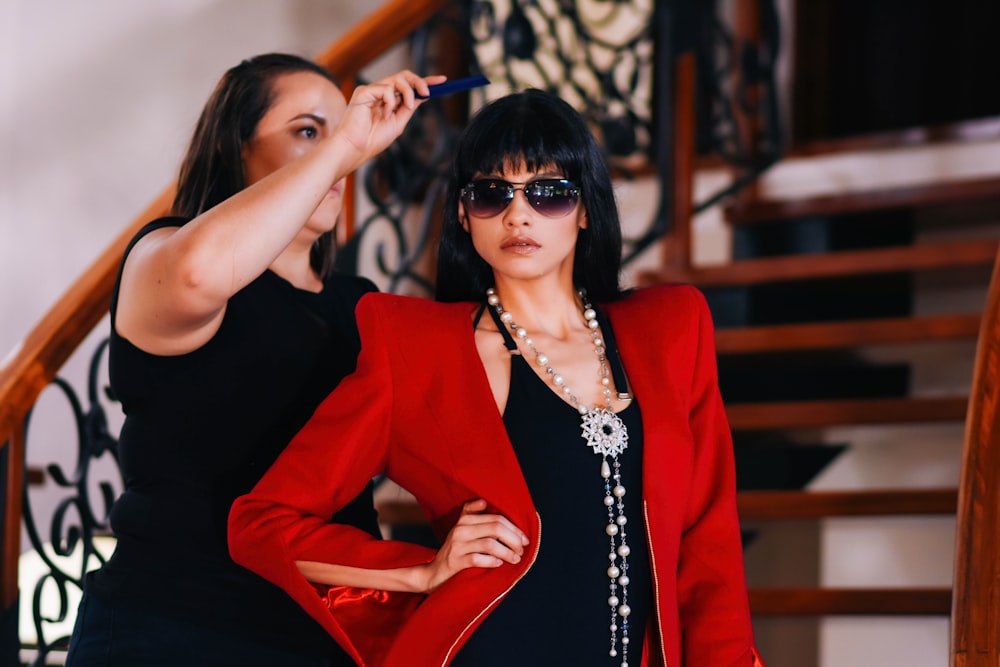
[{"xmin": 434, "ymin": 89, "xmax": 625, "ymax": 304}]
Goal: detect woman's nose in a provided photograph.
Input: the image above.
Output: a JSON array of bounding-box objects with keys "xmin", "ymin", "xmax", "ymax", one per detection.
[{"xmin": 502, "ymin": 190, "xmax": 534, "ymax": 226}]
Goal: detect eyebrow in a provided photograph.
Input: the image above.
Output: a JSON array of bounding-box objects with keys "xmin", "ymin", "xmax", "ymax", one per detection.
[{"xmin": 289, "ymin": 113, "xmax": 327, "ymax": 125}]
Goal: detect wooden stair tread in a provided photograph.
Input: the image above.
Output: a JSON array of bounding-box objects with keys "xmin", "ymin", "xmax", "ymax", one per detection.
[
  {"xmin": 716, "ymin": 313, "xmax": 982, "ymax": 354},
  {"xmin": 738, "ymin": 489, "xmax": 957, "ymax": 520},
  {"xmin": 378, "ymin": 489, "xmax": 958, "ymax": 526},
  {"xmin": 749, "ymin": 587, "xmax": 952, "ymax": 616},
  {"xmin": 727, "ymin": 175, "xmax": 1000, "ymax": 225},
  {"xmin": 783, "ymin": 117, "xmax": 1000, "ymax": 158},
  {"xmin": 640, "ymin": 239, "xmax": 1000, "ymax": 288},
  {"xmin": 727, "ymin": 396, "xmax": 968, "ymax": 430}
]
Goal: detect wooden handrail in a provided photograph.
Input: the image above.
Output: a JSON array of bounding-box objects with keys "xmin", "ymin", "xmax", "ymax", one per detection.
[
  {"xmin": 0, "ymin": 0, "xmax": 453, "ymax": 612},
  {"xmin": 314, "ymin": 0, "xmax": 453, "ymax": 80},
  {"xmin": 951, "ymin": 248, "xmax": 1000, "ymax": 665}
]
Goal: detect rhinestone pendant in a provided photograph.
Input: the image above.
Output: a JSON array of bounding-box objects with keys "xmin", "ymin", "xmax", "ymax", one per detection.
[{"xmin": 580, "ymin": 407, "xmax": 629, "ymax": 457}]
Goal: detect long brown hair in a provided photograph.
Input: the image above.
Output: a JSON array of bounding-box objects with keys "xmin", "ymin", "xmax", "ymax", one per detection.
[{"xmin": 171, "ymin": 53, "xmax": 340, "ymax": 276}]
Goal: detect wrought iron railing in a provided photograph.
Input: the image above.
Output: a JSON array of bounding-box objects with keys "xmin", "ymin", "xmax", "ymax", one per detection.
[{"xmin": 17, "ymin": 341, "xmax": 121, "ymax": 664}]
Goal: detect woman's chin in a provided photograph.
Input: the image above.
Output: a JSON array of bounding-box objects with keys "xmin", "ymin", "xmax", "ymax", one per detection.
[{"xmin": 310, "ymin": 206, "xmax": 342, "ymax": 233}]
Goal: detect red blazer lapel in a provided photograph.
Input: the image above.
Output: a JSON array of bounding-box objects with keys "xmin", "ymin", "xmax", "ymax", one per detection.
[{"xmin": 379, "ymin": 300, "xmax": 541, "ymax": 666}]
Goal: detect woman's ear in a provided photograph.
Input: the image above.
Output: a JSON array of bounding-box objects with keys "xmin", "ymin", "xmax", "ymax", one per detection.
[
  {"xmin": 458, "ymin": 202, "xmax": 470, "ymax": 233},
  {"xmin": 578, "ymin": 208, "xmax": 588, "ymax": 230}
]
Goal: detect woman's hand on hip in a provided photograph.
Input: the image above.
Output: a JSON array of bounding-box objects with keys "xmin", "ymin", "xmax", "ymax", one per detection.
[{"xmin": 421, "ymin": 498, "xmax": 529, "ymax": 593}]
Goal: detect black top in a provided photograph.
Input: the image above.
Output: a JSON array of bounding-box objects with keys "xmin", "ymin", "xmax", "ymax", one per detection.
[
  {"xmin": 85, "ymin": 218, "xmax": 380, "ymax": 659},
  {"xmin": 452, "ymin": 307, "xmax": 651, "ymax": 666}
]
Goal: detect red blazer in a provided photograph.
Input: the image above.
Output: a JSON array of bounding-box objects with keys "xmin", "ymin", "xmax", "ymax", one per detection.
[{"xmin": 229, "ymin": 284, "xmax": 762, "ymax": 667}]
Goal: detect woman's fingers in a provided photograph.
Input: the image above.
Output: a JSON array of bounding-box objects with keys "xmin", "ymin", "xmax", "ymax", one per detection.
[
  {"xmin": 468, "ymin": 553, "xmax": 504, "ymax": 568},
  {"xmin": 390, "ymin": 71, "xmax": 418, "ymax": 112},
  {"xmin": 423, "ymin": 502, "xmax": 530, "ymax": 592},
  {"xmin": 383, "ymin": 70, "xmax": 446, "ymax": 110},
  {"xmin": 337, "ymin": 70, "xmax": 445, "ymax": 161},
  {"xmin": 446, "ymin": 507, "xmax": 529, "ymax": 566},
  {"xmin": 460, "ymin": 498, "xmax": 488, "ymax": 514},
  {"xmin": 455, "ymin": 499, "xmax": 529, "ymax": 549},
  {"xmin": 348, "ymin": 70, "xmax": 447, "ymax": 114},
  {"xmin": 452, "ymin": 516, "xmax": 528, "ymax": 556},
  {"xmin": 445, "ymin": 534, "xmax": 519, "ymax": 570}
]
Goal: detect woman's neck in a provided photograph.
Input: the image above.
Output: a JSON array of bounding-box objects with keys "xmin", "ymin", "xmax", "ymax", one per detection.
[
  {"xmin": 269, "ymin": 245, "xmax": 321, "ymax": 292},
  {"xmin": 490, "ymin": 277, "xmax": 585, "ymax": 340}
]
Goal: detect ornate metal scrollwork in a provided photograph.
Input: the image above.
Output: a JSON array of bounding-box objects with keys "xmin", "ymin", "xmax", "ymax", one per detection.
[
  {"xmin": 692, "ymin": 0, "xmax": 783, "ymax": 210},
  {"xmin": 342, "ymin": 0, "xmax": 783, "ymax": 281},
  {"xmin": 469, "ymin": 0, "xmax": 655, "ymax": 165},
  {"xmin": 18, "ymin": 339, "xmax": 121, "ymax": 666}
]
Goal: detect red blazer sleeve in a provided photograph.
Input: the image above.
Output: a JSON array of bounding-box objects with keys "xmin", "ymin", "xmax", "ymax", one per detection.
[
  {"xmin": 675, "ymin": 288, "xmax": 758, "ymax": 666},
  {"xmin": 228, "ymin": 294, "xmax": 435, "ymax": 665}
]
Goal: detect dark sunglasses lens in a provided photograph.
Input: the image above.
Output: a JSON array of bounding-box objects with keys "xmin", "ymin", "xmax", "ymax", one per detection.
[
  {"xmin": 526, "ymin": 180, "xmax": 579, "ymax": 217},
  {"xmin": 462, "ymin": 179, "xmax": 580, "ymax": 217},
  {"xmin": 462, "ymin": 180, "xmax": 510, "ymax": 217}
]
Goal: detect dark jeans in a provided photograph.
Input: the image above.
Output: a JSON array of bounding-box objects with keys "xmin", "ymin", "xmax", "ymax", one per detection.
[{"xmin": 65, "ymin": 592, "xmax": 339, "ymax": 667}]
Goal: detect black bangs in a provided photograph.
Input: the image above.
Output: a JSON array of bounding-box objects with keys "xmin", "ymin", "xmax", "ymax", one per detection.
[{"xmin": 456, "ymin": 90, "xmax": 586, "ymax": 183}]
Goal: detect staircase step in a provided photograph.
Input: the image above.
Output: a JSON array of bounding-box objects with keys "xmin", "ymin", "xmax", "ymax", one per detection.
[
  {"xmin": 715, "ymin": 313, "xmax": 982, "ymax": 354},
  {"xmin": 640, "ymin": 239, "xmax": 999, "ymax": 288},
  {"xmin": 377, "ymin": 489, "xmax": 958, "ymax": 528},
  {"xmin": 784, "ymin": 117, "xmax": 1000, "ymax": 157},
  {"xmin": 738, "ymin": 489, "xmax": 957, "ymax": 520},
  {"xmin": 749, "ymin": 587, "xmax": 952, "ymax": 616},
  {"xmin": 720, "ymin": 358, "xmax": 909, "ymax": 403},
  {"xmin": 727, "ymin": 396, "xmax": 968, "ymax": 430},
  {"xmin": 734, "ymin": 441, "xmax": 846, "ymax": 491},
  {"xmin": 727, "ymin": 175, "xmax": 1000, "ymax": 225}
]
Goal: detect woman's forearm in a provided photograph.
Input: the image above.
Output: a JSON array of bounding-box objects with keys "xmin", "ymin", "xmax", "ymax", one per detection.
[{"xmin": 295, "ymin": 559, "xmax": 431, "ymax": 594}]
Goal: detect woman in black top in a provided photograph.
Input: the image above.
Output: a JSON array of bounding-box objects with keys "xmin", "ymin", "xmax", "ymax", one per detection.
[
  {"xmin": 64, "ymin": 53, "xmax": 464, "ymax": 667},
  {"xmin": 448, "ymin": 302, "xmax": 651, "ymax": 666}
]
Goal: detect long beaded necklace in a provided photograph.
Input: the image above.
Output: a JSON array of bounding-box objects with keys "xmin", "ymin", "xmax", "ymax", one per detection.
[{"xmin": 486, "ymin": 287, "xmax": 633, "ymax": 666}]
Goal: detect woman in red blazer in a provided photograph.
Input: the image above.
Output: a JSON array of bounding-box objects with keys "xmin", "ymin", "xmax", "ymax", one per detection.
[{"xmin": 230, "ymin": 89, "xmax": 764, "ymax": 667}]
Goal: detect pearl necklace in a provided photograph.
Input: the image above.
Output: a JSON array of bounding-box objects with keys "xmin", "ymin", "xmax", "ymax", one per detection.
[{"xmin": 486, "ymin": 287, "xmax": 633, "ymax": 666}]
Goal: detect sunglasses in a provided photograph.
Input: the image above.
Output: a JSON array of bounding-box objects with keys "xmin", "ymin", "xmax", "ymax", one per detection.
[{"xmin": 460, "ymin": 178, "xmax": 581, "ymax": 218}]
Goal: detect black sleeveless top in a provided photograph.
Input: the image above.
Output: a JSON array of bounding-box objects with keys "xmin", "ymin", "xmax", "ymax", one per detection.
[
  {"xmin": 452, "ymin": 305, "xmax": 651, "ymax": 666},
  {"xmin": 85, "ymin": 218, "xmax": 380, "ymax": 659}
]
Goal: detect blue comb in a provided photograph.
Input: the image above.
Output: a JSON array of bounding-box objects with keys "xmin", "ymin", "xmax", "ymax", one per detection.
[{"xmin": 417, "ymin": 74, "xmax": 490, "ymax": 100}]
